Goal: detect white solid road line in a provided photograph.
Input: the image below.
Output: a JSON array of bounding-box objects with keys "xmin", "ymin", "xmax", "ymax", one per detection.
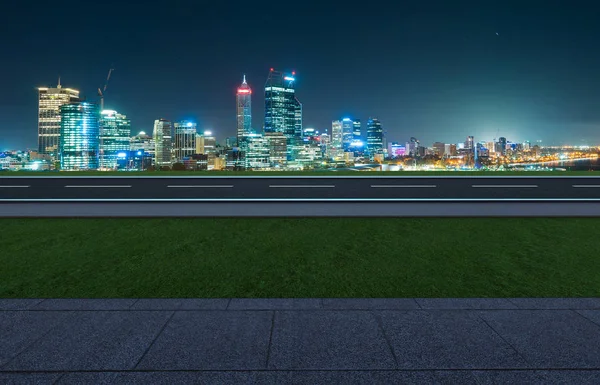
[
  {"xmin": 371, "ymin": 185, "xmax": 437, "ymax": 188},
  {"xmin": 167, "ymin": 185, "xmax": 234, "ymax": 188},
  {"xmin": 0, "ymin": 185, "xmax": 30, "ymax": 188},
  {"xmin": 572, "ymin": 185, "xmax": 600, "ymax": 188},
  {"xmin": 471, "ymin": 185, "xmax": 538, "ymax": 188},
  {"xmin": 269, "ymin": 185, "xmax": 336, "ymax": 188},
  {"xmin": 64, "ymin": 185, "xmax": 132, "ymax": 188}
]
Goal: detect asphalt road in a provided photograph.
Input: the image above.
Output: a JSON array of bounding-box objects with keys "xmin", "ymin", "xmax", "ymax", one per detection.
[{"xmin": 2, "ymin": 175, "xmax": 600, "ymax": 201}]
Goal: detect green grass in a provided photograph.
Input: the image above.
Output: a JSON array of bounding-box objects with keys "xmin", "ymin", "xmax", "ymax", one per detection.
[
  {"xmin": 3, "ymin": 170, "xmax": 600, "ymax": 176},
  {"xmin": 2, "ymin": 218, "xmax": 600, "ymax": 298}
]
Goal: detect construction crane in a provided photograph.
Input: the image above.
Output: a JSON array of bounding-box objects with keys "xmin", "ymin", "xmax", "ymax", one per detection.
[
  {"xmin": 97, "ymin": 68, "xmax": 114, "ymax": 111},
  {"xmin": 98, "ymin": 67, "xmax": 114, "ymax": 169}
]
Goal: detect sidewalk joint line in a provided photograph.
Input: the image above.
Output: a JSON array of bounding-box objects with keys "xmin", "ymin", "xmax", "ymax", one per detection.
[
  {"xmin": 372, "ymin": 311, "xmax": 400, "ymax": 369},
  {"xmin": 477, "ymin": 313, "xmax": 532, "ymax": 368},
  {"xmin": 133, "ymin": 310, "xmax": 176, "ymax": 369},
  {"xmin": 265, "ymin": 311, "xmax": 276, "ymax": 369}
]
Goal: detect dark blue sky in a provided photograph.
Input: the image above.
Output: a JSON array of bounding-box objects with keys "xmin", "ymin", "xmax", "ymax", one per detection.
[{"xmin": 2, "ymin": 0, "xmax": 600, "ymax": 150}]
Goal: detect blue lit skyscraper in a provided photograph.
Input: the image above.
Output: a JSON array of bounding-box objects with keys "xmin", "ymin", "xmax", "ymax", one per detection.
[
  {"xmin": 237, "ymin": 75, "xmax": 252, "ymax": 145},
  {"xmin": 366, "ymin": 117, "xmax": 384, "ymax": 157},
  {"xmin": 352, "ymin": 119, "xmax": 361, "ymax": 140},
  {"xmin": 99, "ymin": 109, "xmax": 131, "ymax": 170},
  {"xmin": 342, "ymin": 118, "xmax": 353, "ymax": 151},
  {"xmin": 264, "ymin": 69, "xmax": 302, "ymax": 160},
  {"xmin": 60, "ymin": 102, "xmax": 100, "ymax": 170}
]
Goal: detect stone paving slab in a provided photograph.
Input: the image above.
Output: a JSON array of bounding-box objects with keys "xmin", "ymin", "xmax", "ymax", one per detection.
[
  {"xmin": 268, "ymin": 311, "xmax": 396, "ymax": 370},
  {"xmin": 507, "ymin": 298, "xmax": 600, "ymax": 309},
  {"xmin": 135, "ymin": 311, "xmax": 273, "ymax": 370},
  {"xmin": 2, "ymin": 370, "xmax": 599, "ymax": 384},
  {"xmin": 377, "ymin": 310, "xmax": 528, "ymax": 369},
  {"xmin": 32, "ymin": 299, "xmax": 138, "ymax": 311},
  {"xmin": 2, "ymin": 298, "xmax": 600, "ymax": 381},
  {"xmin": 0, "ymin": 311, "xmax": 72, "ymax": 367},
  {"xmin": 0, "ymin": 372, "xmax": 64, "ymax": 385},
  {"xmin": 130, "ymin": 298, "xmax": 229, "ymax": 310},
  {"xmin": 478, "ymin": 309, "xmax": 600, "ymax": 368},
  {"xmin": 0, "ymin": 299, "xmax": 44, "ymax": 311},
  {"xmin": 321, "ymin": 298, "xmax": 420, "ymax": 310},
  {"xmin": 3, "ymin": 311, "xmax": 173, "ymax": 371},
  {"xmin": 415, "ymin": 298, "xmax": 518, "ymax": 309},
  {"xmin": 228, "ymin": 298, "xmax": 323, "ymax": 310}
]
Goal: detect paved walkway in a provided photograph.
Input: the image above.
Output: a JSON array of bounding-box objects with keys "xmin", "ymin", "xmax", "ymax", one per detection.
[{"xmin": 2, "ymin": 298, "xmax": 600, "ymax": 384}]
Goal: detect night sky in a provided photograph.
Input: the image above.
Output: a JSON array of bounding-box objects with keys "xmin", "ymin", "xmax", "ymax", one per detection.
[{"xmin": 2, "ymin": 0, "xmax": 600, "ymax": 150}]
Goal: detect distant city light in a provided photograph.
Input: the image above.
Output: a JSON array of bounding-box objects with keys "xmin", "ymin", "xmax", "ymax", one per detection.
[
  {"xmin": 117, "ymin": 152, "xmax": 127, "ymax": 158},
  {"xmin": 237, "ymin": 89, "xmax": 251, "ymax": 94},
  {"xmin": 204, "ymin": 131, "xmax": 212, "ymax": 136},
  {"xmin": 187, "ymin": 122, "xmax": 193, "ymax": 128},
  {"xmin": 284, "ymin": 76, "xmax": 295, "ymax": 82},
  {"xmin": 138, "ymin": 131, "xmax": 146, "ymax": 136},
  {"xmin": 343, "ymin": 118, "xmax": 352, "ymax": 121},
  {"xmin": 137, "ymin": 151, "xmax": 142, "ymax": 156}
]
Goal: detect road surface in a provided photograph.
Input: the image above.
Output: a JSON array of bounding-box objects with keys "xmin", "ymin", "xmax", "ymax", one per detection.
[{"xmin": 2, "ymin": 175, "xmax": 600, "ymax": 201}]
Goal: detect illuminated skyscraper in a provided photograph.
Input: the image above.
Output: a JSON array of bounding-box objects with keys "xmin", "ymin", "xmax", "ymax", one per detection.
[
  {"xmin": 353, "ymin": 119, "xmax": 361, "ymax": 140},
  {"xmin": 60, "ymin": 102, "xmax": 100, "ymax": 170},
  {"xmin": 240, "ymin": 133, "xmax": 270, "ymax": 169},
  {"xmin": 342, "ymin": 118, "xmax": 353, "ymax": 151},
  {"xmin": 236, "ymin": 75, "xmax": 252, "ymax": 145},
  {"xmin": 99, "ymin": 110, "xmax": 131, "ymax": 170},
  {"xmin": 153, "ymin": 119, "xmax": 173, "ymax": 166},
  {"xmin": 130, "ymin": 131, "xmax": 155, "ymax": 159},
  {"xmin": 366, "ymin": 117, "xmax": 384, "ymax": 156},
  {"xmin": 173, "ymin": 121, "xmax": 197, "ymax": 161},
  {"xmin": 331, "ymin": 120, "xmax": 343, "ymax": 159},
  {"xmin": 264, "ymin": 69, "xmax": 302, "ymax": 159},
  {"xmin": 38, "ymin": 80, "xmax": 80, "ymax": 157},
  {"xmin": 265, "ymin": 132, "xmax": 287, "ymax": 166}
]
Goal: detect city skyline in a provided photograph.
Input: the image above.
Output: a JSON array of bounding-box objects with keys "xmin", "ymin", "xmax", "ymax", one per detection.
[{"xmin": 3, "ymin": 1, "xmax": 600, "ymax": 150}]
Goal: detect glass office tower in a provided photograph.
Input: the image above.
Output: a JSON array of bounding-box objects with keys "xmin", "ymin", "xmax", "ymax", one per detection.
[
  {"xmin": 173, "ymin": 121, "xmax": 197, "ymax": 162},
  {"xmin": 264, "ymin": 69, "xmax": 302, "ymax": 160},
  {"xmin": 38, "ymin": 81, "xmax": 80, "ymax": 157},
  {"xmin": 60, "ymin": 102, "xmax": 100, "ymax": 170},
  {"xmin": 153, "ymin": 119, "xmax": 173, "ymax": 166},
  {"xmin": 99, "ymin": 109, "xmax": 131, "ymax": 170},
  {"xmin": 366, "ymin": 117, "xmax": 384, "ymax": 157}
]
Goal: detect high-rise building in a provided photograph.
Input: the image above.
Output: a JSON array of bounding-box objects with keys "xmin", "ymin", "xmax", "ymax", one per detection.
[
  {"xmin": 236, "ymin": 75, "xmax": 252, "ymax": 144},
  {"xmin": 264, "ymin": 132, "xmax": 287, "ymax": 166},
  {"xmin": 353, "ymin": 119, "xmax": 361, "ymax": 141},
  {"xmin": 497, "ymin": 137, "xmax": 507, "ymax": 155},
  {"xmin": 99, "ymin": 110, "xmax": 131, "ymax": 170},
  {"xmin": 342, "ymin": 118, "xmax": 353, "ymax": 151},
  {"xmin": 432, "ymin": 142, "xmax": 445, "ymax": 157},
  {"xmin": 153, "ymin": 119, "xmax": 173, "ymax": 166},
  {"xmin": 130, "ymin": 131, "xmax": 155, "ymax": 160},
  {"xmin": 38, "ymin": 81, "xmax": 80, "ymax": 157},
  {"xmin": 199, "ymin": 130, "xmax": 217, "ymax": 168},
  {"xmin": 465, "ymin": 136, "xmax": 474, "ymax": 150},
  {"xmin": 240, "ymin": 133, "xmax": 270, "ymax": 169},
  {"xmin": 264, "ymin": 69, "xmax": 302, "ymax": 159},
  {"xmin": 60, "ymin": 102, "xmax": 100, "ymax": 170},
  {"xmin": 330, "ymin": 120, "xmax": 343, "ymax": 159},
  {"xmin": 388, "ymin": 143, "xmax": 406, "ymax": 157},
  {"xmin": 366, "ymin": 118, "xmax": 384, "ymax": 157},
  {"xmin": 173, "ymin": 121, "xmax": 197, "ymax": 161}
]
